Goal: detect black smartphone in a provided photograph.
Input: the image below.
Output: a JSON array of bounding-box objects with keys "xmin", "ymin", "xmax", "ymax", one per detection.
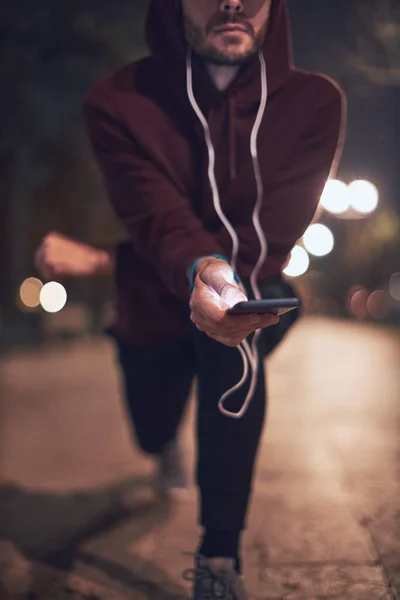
[{"xmin": 227, "ymin": 298, "xmax": 302, "ymax": 316}]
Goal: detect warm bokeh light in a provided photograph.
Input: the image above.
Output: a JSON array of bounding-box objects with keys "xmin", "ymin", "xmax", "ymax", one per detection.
[
  {"xmin": 303, "ymin": 224, "xmax": 334, "ymax": 257},
  {"xmin": 348, "ymin": 180, "xmax": 379, "ymax": 214},
  {"xmin": 19, "ymin": 277, "xmax": 43, "ymax": 309},
  {"xmin": 283, "ymin": 245, "xmax": 310, "ymax": 278},
  {"xmin": 349, "ymin": 288, "xmax": 369, "ymax": 320},
  {"xmin": 319, "ymin": 179, "xmax": 350, "ymax": 214},
  {"xmin": 40, "ymin": 282, "xmax": 67, "ymax": 313},
  {"xmin": 389, "ymin": 273, "xmax": 400, "ymax": 301},
  {"xmin": 367, "ymin": 290, "xmax": 391, "ymax": 320}
]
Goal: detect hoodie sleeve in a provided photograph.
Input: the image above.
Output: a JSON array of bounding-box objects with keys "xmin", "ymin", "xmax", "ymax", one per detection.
[
  {"xmin": 83, "ymin": 91, "xmax": 225, "ymax": 301},
  {"xmin": 261, "ymin": 85, "xmax": 346, "ymax": 275},
  {"xmin": 217, "ymin": 83, "xmax": 346, "ymax": 280}
]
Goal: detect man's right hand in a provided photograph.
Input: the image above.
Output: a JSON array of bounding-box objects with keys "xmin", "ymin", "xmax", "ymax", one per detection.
[
  {"xmin": 189, "ymin": 257, "xmax": 279, "ymax": 347},
  {"xmin": 34, "ymin": 232, "xmax": 114, "ymax": 280}
]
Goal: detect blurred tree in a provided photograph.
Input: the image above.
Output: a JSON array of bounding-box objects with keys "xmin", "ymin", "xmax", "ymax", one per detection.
[
  {"xmin": 0, "ymin": 0, "xmax": 149, "ymax": 319},
  {"xmin": 343, "ymin": 0, "xmax": 400, "ymax": 86}
]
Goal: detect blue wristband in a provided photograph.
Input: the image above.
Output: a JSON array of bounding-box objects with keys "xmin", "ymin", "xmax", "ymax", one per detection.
[{"xmin": 188, "ymin": 254, "xmax": 240, "ymax": 293}]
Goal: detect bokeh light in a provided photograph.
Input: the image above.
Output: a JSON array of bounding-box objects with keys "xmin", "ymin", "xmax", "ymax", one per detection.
[
  {"xmin": 40, "ymin": 282, "xmax": 67, "ymax": 313},
  {"xmin": 283, "ymin": 245, "xmax": 310, "ymax": 278},
  {"xmin": 348, "ymin": 287, "xmax": 369, "ymax": 320},
  {"xmin": 303, "ymin": 224, "xmax": 334, "ymax": 257},
  {"xmin": 389, "ymin": 273, "xmax": 400, "ymax": 301},
  {"xmin": 367, "ymin": 290, "xmax": 392, "ymax": 320},
  {"xmin": 19, "ymin": 277, "xmax": 43, "ymax": 309},
  {"xmin": 348, "ymin": 180, "xmax": 379, "ymax": 214},
  {"xmin": 319, "ymin": 179, "xmax": 350, "ymax": 214}
]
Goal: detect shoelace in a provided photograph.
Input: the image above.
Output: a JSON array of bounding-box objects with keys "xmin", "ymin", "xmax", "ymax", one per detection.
[{"xmin": 183, "ymin": 565, "xmax": 236, "ymax": 599}]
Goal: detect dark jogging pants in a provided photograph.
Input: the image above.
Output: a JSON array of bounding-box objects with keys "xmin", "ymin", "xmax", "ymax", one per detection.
[
  {"xmin": 117, "ymin": 326, "xmax": 267, "ymax": 533},
  {"xmin": 115, "ymin": 277, "xmax": 299, "ymax": 533}
]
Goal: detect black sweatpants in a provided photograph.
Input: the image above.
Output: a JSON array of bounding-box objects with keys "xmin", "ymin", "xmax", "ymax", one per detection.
[
  {"xmin": 117, "ymin": 326, "xmax": 267, "ymax": 533},
  {"xmin": 116, "ymin": 277, "xmax": 300, "ymax": 533}
]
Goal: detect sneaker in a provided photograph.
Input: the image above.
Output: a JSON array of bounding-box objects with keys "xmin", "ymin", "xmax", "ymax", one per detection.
[
  {"xmin": 154, "ymin": 438, "xmax": 189, "ymax": 499},
  {"xmin": 183, "ymin": 555, "xmax": 247, "ymax": 600}
]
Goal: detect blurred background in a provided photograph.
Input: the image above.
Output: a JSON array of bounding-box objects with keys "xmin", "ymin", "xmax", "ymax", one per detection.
[
  {"xmin": 1, "ymin": 2, "xmax": 400, "ymax": 598},
  {"xmin": 1, "ymin": 0, "xmax": 400, "ymax": 348}
]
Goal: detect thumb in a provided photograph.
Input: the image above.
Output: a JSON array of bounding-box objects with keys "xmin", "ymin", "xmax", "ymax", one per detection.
[
  {"xmin": 220, "ymin": 283, "xmax": 247, "ymax": 309},
  {"xmin": 199, "ymin": 263, "xmax": 247, "ymax": 308}
]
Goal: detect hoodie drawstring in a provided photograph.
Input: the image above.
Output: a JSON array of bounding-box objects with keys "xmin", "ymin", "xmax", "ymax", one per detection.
[{"xmin": 186, "ymin": 48, "xmax": 269, "ymax": 420}]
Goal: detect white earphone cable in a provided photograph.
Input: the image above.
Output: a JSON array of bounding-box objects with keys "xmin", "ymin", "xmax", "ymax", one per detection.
[
  {"xmin": 186, "ymin": 49, "xmax": 269, "ymax": 419},
  {"xmin": 186, "ymin": 55, "xmax": 240, "ymax": 272}
]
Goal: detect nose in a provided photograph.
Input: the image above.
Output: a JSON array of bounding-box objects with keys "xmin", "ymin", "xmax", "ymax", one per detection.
[{"xmin": 219, "ymin": 0, "xmax": 244, "ymax": 16}]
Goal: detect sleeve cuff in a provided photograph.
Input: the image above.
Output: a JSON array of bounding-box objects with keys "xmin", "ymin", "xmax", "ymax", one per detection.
[{"xmin": 188, "ymin": 254, "xmax": 240, "ymax": 293}]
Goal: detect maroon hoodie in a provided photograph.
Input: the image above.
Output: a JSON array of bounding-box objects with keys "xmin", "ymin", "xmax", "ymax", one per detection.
[{"xmin": 84, "ymin": 0, "xmax": 346, "ymax": 345}]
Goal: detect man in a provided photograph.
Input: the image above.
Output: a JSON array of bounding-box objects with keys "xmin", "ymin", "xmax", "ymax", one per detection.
[
  {"xmin": 35, "ymin": 231, "xmax": 299, "ymax": 475},
  {"xmin": 38, "ymin": 0, "xmax": 345, "ymax": 597}
]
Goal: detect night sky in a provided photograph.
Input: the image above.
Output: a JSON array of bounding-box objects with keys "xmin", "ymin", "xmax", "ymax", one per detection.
[{"xmin": 289, "ymin": 0, "xmax": 399, "ymax": 211}]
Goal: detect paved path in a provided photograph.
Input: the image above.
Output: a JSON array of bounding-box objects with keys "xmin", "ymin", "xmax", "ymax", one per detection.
[{"xmin": 0, "ymin": 317, "xmax": 399, "ymax": 599}]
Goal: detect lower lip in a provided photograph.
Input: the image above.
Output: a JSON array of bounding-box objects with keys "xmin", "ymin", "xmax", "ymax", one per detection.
[{"xmin": 216, "ymin": 27, "xmax": 247, "ymax": 34}]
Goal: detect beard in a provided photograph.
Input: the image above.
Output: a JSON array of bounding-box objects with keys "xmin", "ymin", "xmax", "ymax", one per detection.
[{"xmin": 183, "ymin": 14, "xmax": 267, "ymax": 66}]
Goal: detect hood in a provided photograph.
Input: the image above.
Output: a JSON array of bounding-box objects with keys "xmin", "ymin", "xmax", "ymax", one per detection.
[
  {"xmin": 145, "ymin": 0, "xmax": 293, "ymax": 101},
  {"xmin": 145, "ymin": 1, "xmax": 294, "ymax": 182}
]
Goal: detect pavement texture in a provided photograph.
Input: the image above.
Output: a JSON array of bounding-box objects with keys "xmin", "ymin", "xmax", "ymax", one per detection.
[{"xmin": 0, "ymin": 316, "xmax": 399, "ymax": 600}]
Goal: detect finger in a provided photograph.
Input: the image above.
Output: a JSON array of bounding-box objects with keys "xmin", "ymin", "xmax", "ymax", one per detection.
[
  {"xmin": 199, "ymin": 263, "xmax": 247, "ymax": 307},
  {"xmin": 193, "ymin": 286, "xmax": 229, "ymax": 322},
  {"xmin": 198, "ymin": 261, "xmax": 235, "ymax": 292},
  {"xmin": 189, "ymin": 294, "xmax": 215, "ymax": 323},
  {"xmin": 193, "ymin": 309, "xmax": 272, "ymax": 339},
  {"xmin": 190, "ymin": 310, "xmax": 205, "ymax": 329},
  {"xmin": 191, "ymin": 310, "xmax": 229, "ymax": 338},
  {"xmin": 94, "ymin": 251, "xmax": 110, "ymax": 269},
  {"xmin": 191, "ymin": 310, "xmax": 221, "ymax": 334},
  {"xmin": 258, "ymin": 314, "xmax": 280, "ymax": 326},
  {"xmin": 220, "ymin": 283, "xmax": 247, "ymax": 309},
  {"xmin": 240, "ymin": 313, "xmax": 280, "ymax": 326},
  {"xmin": 193, "ymin": 314, "xmax": 246, "ymax": 344},
  {"xmin": 223, "ymin": 312, "xmax": 277, "ymax": 330}
]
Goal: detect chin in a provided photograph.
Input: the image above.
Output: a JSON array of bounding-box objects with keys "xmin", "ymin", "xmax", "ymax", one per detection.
[
  {"xmin": 200, "ymin": 41, "xmax": 255, "ymax": 66},
  {"xmin": 208, "ymin": 50, "xmax": 255, "ymax": 66}
]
